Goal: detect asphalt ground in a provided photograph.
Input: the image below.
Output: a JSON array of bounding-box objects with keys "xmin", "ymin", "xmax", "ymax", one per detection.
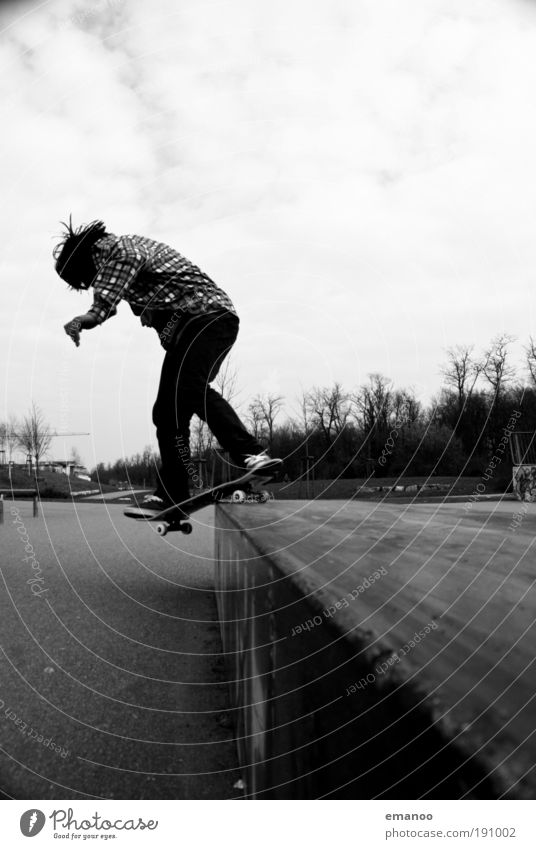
[{"xmin": 0, "ymin": 499, "xmax": 240, "ymax": 800}]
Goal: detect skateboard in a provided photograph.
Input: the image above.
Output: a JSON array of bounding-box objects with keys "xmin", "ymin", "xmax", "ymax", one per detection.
[{"xmin": 124, "ymin": 460, "xmax": 282, "ymax": 536}]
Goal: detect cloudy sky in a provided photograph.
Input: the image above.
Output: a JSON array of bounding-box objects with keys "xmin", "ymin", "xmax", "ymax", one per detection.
[{"xmin": 2, "ymin": 0, "xmax": 536, "ymax": 468}]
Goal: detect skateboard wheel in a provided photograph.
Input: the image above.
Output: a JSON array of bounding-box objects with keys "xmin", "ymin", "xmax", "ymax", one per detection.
[
  {"xmin": 181, "ymin": 522, "xmax": 193, "ymax": 535},
  {"xmin": 232, "ymin": 490, "xmax": 246, "ymax": 503},
  {"xmin": 156, "ymin": 522, "xmax": 169, "ymax": 536},
  {"xmin": 259, "ymin": 490, "xmax": 270, "ymax": 503}
]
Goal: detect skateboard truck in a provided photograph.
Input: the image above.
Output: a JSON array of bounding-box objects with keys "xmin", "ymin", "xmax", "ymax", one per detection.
[
  {"xmin": 156, "ymin": 519, "xmax": 192, "ymax": 537},
  {"xmin": 230, "ymin": 487, "xmax": 271, "ymax": 504}
]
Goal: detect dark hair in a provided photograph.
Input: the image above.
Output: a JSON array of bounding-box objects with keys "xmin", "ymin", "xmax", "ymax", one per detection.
[{"xmin": 53, "ymin": 216, "xmax": 108, "ymax": 289}]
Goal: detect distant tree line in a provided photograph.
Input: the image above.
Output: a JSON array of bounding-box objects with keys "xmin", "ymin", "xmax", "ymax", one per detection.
[
  {"xmin": 93, "ymin": 447, "xmax": 160, "ymax": 488},
  {"xmin": 240, "ymin": 333, "xmax": 536, "ymax": 484},
  {"xmin": 90, "ymin": 334, "xmax": 536, "ymax": 487}
]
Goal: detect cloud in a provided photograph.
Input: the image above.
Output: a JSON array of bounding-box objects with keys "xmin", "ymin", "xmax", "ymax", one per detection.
[{"xmin": 2, "ymin": 0, "xmax": 536, "ymax": 462}]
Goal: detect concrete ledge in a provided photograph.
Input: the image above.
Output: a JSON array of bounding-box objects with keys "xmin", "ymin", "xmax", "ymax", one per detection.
[{"xmin": 215, "ymin": 500, "xmax": 536, "ymax": 799}]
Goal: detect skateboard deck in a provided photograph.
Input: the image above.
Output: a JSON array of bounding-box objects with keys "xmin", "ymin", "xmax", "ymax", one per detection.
[{"xmin": 124, "ymin": 460, "xmax": 282, "ymax": 535}]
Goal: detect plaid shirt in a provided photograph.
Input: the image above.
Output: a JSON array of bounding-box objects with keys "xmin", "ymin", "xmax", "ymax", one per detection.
[{"xmin": 87, "ymin": 234, "xmax": 236, "ymax": 325}]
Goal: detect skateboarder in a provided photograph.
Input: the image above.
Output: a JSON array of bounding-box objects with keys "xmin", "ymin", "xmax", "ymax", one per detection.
[{"xmin": 54, "ymin": 218, "xmax": 279, "ymax": 509}]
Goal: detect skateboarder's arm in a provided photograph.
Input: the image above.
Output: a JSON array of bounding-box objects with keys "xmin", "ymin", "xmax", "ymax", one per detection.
[
  {"xmin": 66, "ymin": 250, "xmax": 143, "ymax": 343},
  {"xmin": 63, "ymin": 313, "xmax": 99, "ymax": 347},
  {"xmin": 91, "ymin": 240, "xmax": 146, "ymax": 314}
]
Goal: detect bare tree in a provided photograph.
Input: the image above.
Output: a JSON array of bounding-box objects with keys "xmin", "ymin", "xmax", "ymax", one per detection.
[
  {"xmin": 481, "ymin": 334, "xmax": 516, "ymax": 399},
  {"xmin": 292, "ymin": 390, "xmax": 313, "ymax": 439},
  {"xmin": 440, "ymin": 344, "xmax": 482, "ymax": 414},
  {"xmin": 351, "ymin": 373, "xmax": 393, "ymax": 433},
  {"xmin": 214, "ymin": 355, "xmax": 240, "ymax": 405},
  {"xmin": 525, "ymin": 336, "xmax": 536, "ymax": 386},
  {"xmin": 246, "ymin": 398, "xmax": 267, "ymax": 443},
  {"xmin": 17, "ymin": 403, "xmax": 52, "ymax": 477},
  {"xmin": 392, "ymin": 388, "xmax": 422, "ymax": 425},
  {"xmin": 190, "ymin": 417, "xmax": 213, "ymax": 457},
  {"xmin": 308, "ymin": 383, "xmax": 350, "ymax": 446},
  {"xmin": 0, "ymin": 421, "xmax": 5, "ymax": 465},
  {"xmin": 5, "ymin": 415, "xmax": 20, "ymax": 464},
  {"xmin": 250, "ymin": 394, "xmax": 284, "ymax": 451}
]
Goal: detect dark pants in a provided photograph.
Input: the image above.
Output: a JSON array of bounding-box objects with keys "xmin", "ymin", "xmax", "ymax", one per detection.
[{"xmin": 152, "ymin": 310, "xmax": 263, "ymax": 503}]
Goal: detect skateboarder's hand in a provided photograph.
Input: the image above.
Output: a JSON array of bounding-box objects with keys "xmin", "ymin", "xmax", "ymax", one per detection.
[
  {"xmin": 64, "ymin": 318, "xmax": 82, "ymax": 347},
  {"xmin": 140, "ymin": 308, "xmax": 156, "ymax": 327},
  {"xmin": 64, "ymin": 313, "xmax": 98, "ymax": 346}
]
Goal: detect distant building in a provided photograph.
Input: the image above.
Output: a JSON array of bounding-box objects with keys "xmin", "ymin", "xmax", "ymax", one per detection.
[{"xmin": 42, "ymin": 460, "xmax": 91, "ymax": 480}]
